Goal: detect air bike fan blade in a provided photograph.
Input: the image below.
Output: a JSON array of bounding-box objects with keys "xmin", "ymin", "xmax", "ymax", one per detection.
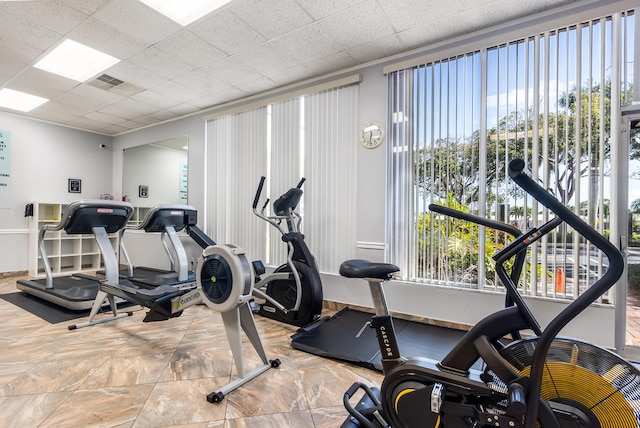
[{"xmin": 491, "ymin": 338, "xmax": 640, "ymax": 427}]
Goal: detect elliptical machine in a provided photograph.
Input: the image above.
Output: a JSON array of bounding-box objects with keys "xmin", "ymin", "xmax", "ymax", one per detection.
[
  {"xmin": 340, "ymin": 159, "xmax": 640, "ymax": 428},
  {"xmin": 251, "ymin": 176, "xmax": 323, "ymax": 327}
]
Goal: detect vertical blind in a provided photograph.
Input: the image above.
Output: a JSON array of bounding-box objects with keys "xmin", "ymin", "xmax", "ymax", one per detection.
[
  {"xmin": 388, "ymin": 11, "xmax": 635, "ymax": 303},
  {"xmin": 205, "ymin": 84, "xmax": 358, "ymax": 273}
]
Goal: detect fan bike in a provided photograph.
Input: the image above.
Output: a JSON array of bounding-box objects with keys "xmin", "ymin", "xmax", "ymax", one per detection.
[
  {"xmin": 340, "ymin": 158, "xmax": 640, "ymax": 428},
  {"xmin": 251, "ymin": 176, "xmax": 323, "ymax": 327}
]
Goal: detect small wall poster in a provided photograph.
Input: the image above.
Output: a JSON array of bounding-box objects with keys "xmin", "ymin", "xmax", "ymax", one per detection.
[
  {"xmin": 179, "ymin": 162, "xmax": 188, "ymax": 204},
  {"xmin": 0, "ymin": 130, "xmax": 10, "ymax": 209}
]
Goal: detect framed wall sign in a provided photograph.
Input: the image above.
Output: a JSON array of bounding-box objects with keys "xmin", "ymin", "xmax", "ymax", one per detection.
[
  {"xmin": 139, "ymin": 185, "xmax": 149, "ymax": 198},
  {"xmin": 68, "ymin": 178, "xmax": 81, "ymax": 193}
]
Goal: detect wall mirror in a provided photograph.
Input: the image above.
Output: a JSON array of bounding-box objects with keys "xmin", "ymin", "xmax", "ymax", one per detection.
[{"xmin": 122, "ymin": 136, "xmax": 188, "ymax": 207}]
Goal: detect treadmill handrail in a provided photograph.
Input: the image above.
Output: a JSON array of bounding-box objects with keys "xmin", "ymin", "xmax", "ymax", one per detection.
[
  {"xmin": 37, "ymin": 200, "xmax": 134, "ymax": 288},
  {"xmin": 119, "ymin": 204, "xmax": 198, "ymax": 281}
]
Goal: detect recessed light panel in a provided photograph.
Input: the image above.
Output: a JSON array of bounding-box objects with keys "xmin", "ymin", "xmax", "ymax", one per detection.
[
  {"xmin": 138, "ymin": 0, "xmax": 234, "ymax": 26},
  {"xmin": 0, "ymin": 88, "xmax": 49, "ymax": 112},
  {"xmin": 34, "ymin": 39, "xmax": 120, "ymax": 82}
]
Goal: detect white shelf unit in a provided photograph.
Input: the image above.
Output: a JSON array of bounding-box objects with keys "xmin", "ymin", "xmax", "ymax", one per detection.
[
  {"xmin": 127, "ymin": 206, "xmax": 151, "ymax": 227},
  {"xmin": 28, "ymin": 202, "xmax": 119, "ymax": 278}
]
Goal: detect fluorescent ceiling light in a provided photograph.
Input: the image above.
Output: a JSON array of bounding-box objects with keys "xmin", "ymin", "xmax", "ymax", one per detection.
[
  {"xmin": 34, "ymin": 39, "xmax": 120, "ymax": 82},
  {"xmin": 0, "ymin": 88, "xmax": 49, "ymax": 112},
  {"xmin": 138, "ymin": 0, "xmax": 234, "ymax": 26}
]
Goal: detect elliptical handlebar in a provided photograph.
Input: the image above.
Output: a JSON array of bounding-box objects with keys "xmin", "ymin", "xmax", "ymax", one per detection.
[
  {"xmin": 253, "ymin": 176, "xmax": 266, "ymax": 210},
  {"xmin": 296, "ymin": 177, "xmax": 306, "ymax": 189}
]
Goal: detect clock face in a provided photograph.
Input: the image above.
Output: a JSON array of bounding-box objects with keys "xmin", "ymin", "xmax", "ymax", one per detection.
[{"xmin": 360, "ymin": 122, "xmax": 384, "ymax": 149}]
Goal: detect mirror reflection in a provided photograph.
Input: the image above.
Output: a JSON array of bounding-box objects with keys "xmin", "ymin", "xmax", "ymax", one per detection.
[{"xmin": 122, "ymin": 136, "xmax": 188, "ymax": 206}]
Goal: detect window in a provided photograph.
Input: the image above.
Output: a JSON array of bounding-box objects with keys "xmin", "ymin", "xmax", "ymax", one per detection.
[
  {"xmin": 389, "ymin": 11, "xmax": 635, "ymax": 302},
  {"xmin": 205, "ymin": 84, "xmax": 358, "ymax": 273}
]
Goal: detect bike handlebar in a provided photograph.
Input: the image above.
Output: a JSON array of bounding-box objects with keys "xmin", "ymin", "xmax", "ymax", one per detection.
[
  {"xmin": 508, "ymin": 158, "xmax": 624, "ymax": 428},
  {"xmin": 428, "ymin": 203, "xmax": 522, "ymax": 239}
]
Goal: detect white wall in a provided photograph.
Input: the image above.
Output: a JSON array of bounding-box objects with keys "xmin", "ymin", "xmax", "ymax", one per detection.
[{"xmin": 0, "ymin": 112, "xmax": 112, "ymax": 273}]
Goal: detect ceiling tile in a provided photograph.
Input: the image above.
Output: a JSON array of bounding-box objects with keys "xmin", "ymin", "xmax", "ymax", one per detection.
[
  {"xmin": 0, "ymin": 10, "xmax": 63, "ymax": 52},
  {"xmin": 318, "ymin": 0, "xmax": 396, "ymax": 50},
  {"xmin": 68, "ymin": 18, "xmax": 150, "ymax": 60},
  {"xmin": 57, "ymin": 0, "xmax": 111, "ymax": 16},
  {"xmin": 128, "ymin": 47, "xmax": 197, "ymax": 80},
  {"xmin": 118, "ymin": 119, "xmax": 147, "ymax": 129},
  {"xmin": 272, "ymin": 21, "xmax": 345, "ymax": 64},
  {"xmin": 301, "ymin": 51, "xmax": 357, "ymax": 76},
  {"xmin": 295, "ymin": 0, "xmax": 368, "ymax": 20},
  {"xmin": 347, "ymin": 34, "xmax": 406, "ymax": 63},
  {"xmin": 131, "ymin": 89, "xmax": 183, "ymax": 110},
  {"xmin": 231, "ymin": 0, "xmax": 314, "ymax": 39},
  {"xmin": 190, "ymin": 8, "xmax": 267, "ymax": 56},
  {"xmin": 70, "ymin": 84, "xmax": 124, "ymax": 105},
  {"xmin": 94, "ymin": 0, "xmax": 181, "ymax": 45},
  {"xmin": 234, "ymin": 42, "xmax": 301, "ymax": 77},
  {"xmin": 103, "ymin": 123, "xmax": 130, "ymax": 134},
  {"xmin": 235, "ymin": 77, "xmax": 277, "ymax": 95},
  {"xmin": 104, "ymin": 61, "xmax": 169, "ymax": 89},
  {"xmin": 207, "ymin": 56, "xmax": 265, "ymax": 87},
  {"xmin": 267, "ymin": 65, "xmax": 314, "ymax": 86},
  {"xmin": 85, "ymin": 111, "xmax": 128, "ymax": 125},
  {"xmin": 98, "ymin": 103, "xmax": 145, "ymax": 120},
  {"xmin": 170, "ymin": 69, "xmax": 232, "ymax": 96},
  {"xmin": 152, "ymin": 80, "xmax": 203, "ymax": 103},
  {"xmin": 7, "ymin": 69, "xmax": 77, "ymax": 99},
  {"xmin": 0, "ymin": 0, "xmax": 582, "ymax": 135},
  {"xmin": 154, "ymin": 30, "xmax": 228, "ymax": 69},
  {"xmin": 0, "ymin": 0, "xmax": 88, "ymax": 34},
  {"xmin": 109, "ymin": 98, "xmax": 158, "ymax": 115}
]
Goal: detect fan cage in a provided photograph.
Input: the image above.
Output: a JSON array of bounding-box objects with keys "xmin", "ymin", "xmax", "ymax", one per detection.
[
  {"xmin": 487, "ymin": 337, "xmax": 640, "ymax": 427},
  {"xmin": 199, "ymin": 256, "xmax": 232, "ymax": 304}
]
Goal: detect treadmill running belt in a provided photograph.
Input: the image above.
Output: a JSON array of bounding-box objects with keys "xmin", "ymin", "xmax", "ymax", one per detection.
[{"xmin": 291, "ymin": 308, "xmax": 472, "ymax": 372}]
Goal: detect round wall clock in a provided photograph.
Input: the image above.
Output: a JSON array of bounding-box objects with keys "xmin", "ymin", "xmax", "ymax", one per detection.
[{"xmin": 360, "ymin": 122, "xmax": 385, "ymax": 149}]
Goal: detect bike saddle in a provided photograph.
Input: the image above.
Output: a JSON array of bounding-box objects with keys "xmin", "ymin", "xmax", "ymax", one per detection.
[{"xmin": 339, "ymin": 259, "xmax": 399, "ymax": 280}]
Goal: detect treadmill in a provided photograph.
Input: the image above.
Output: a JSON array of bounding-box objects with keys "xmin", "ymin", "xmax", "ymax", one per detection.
[
  {"xmin": 17, "ymin": 200, "xmax": 134, "ymax": 311},
  {"xmin": 117, "ymin": 204, "xmax": 199, "ymax": 289}
]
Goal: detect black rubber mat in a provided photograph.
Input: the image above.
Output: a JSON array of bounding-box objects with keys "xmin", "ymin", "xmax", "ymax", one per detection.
[
  {"xmin": 1, "ymin": 292, "xmax": 92, "ymax": 323},
  {"xmin": 291, "ymin": 307, "xmax": 472, "ymax": 372}
]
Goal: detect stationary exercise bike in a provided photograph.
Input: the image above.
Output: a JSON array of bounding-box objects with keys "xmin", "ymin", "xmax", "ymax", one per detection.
[
  {"xmin": 251, "ymin": 176, "xmax": 323, "ymax": 327},
  {"xmin": 340, "ymin": 158, "xmax": 640, "ymax": 428}
]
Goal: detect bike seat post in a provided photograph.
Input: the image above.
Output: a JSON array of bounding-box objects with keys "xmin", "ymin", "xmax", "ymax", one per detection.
[
  {"xmin": 367, "ymin": 278, "xmax": 391, "ymax": 317},
  {"xmin": 366, "ymin": 276, "xmax": 405, "ymax": 373}
]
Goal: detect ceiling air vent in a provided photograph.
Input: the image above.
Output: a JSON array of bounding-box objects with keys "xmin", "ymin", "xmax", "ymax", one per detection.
[{"xmin": 88, "ymin": 74, "xmax": 144, "ymax": 97}]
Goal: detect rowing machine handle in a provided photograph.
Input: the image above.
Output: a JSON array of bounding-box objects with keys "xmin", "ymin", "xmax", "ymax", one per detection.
[
  {"xmin": 253, "ymin": 176, "xmax": 266, "ymax": 209},
  {"xmin": 296, "ymin": 177, "xmax": 306, "ymax": 189}
]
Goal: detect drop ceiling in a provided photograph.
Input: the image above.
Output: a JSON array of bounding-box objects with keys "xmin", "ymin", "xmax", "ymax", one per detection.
[{"xmin": 0, "ymin": 0, "xmax": 577, "ymax": 136}]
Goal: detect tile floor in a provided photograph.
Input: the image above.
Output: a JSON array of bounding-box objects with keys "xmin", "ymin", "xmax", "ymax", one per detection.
[
  {"xmin": 0, "ymin": 273, "xmax": 383, "ymax": 428},
  {"xmin": 1, "ymin": 273, "xmax": 639, "ymax": 428}
]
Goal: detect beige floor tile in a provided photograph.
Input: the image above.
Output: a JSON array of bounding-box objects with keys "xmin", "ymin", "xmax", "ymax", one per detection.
[
  {"xmin": 0, "ymin": 391, "xmax": 72, "ymax": 428},
  {"xmin": 39, "ymin": 385, "xmax": 154, "ymax": 428}
]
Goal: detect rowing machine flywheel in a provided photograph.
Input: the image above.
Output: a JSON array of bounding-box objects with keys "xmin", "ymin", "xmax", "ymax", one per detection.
[
  {"xmin": 196, "ymin": 244, "xmax": 254, "ymax": 313},
  {"xmin": 492, "ymin": 337, "xmax": 640, "ymax": 427}
]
